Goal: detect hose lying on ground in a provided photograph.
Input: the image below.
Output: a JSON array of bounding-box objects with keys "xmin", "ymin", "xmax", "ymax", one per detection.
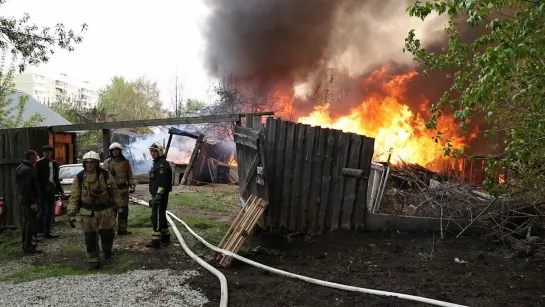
[
  {"xmin": 151, "ymin": 201, "xmax": 229, "ymax": 307},
  {"xmin": 131, "ymin": 197, "xmax": 468, "ymax": 307}
]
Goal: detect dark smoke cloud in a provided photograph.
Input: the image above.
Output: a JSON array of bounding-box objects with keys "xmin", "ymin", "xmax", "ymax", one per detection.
[
  {"xmin": 203, "ymin": 0, "xmax": 501, "ymax": 155},
  {"xmin": 204, "ymin": 0, "xmax": 338, "ymax": 86},
  {"xmin": 203, "ymin": 0, "xmax": 442, "ymax": 87}
]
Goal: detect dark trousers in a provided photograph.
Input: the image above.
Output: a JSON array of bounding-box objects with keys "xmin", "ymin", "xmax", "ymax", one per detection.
[
  {"xmin": 117, "ymin": 193, "xmax": 130, "ymax": 232},
  {"xmin": 151, "ymin": 194, "xmax": 170, "ymax": 241},
  {"xmin": 37, "ymin": 193, "xmax": 55, "ymax": 234},
  {"xmin": 21, "ymin": 205, "xmax": 37, "ymax": 250}
]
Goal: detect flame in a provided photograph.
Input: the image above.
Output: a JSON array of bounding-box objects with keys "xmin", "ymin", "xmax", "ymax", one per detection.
[
  {"xmin": 296, "ymin": 68, "xmax": 469, "ymax": 171},
  {"xmin": 228, "ymin": 153, "xmax": 238, "ymax": 166},
  {"xmin": 498, "ymin": 173, "xmax": 505, "ymax": 184}
]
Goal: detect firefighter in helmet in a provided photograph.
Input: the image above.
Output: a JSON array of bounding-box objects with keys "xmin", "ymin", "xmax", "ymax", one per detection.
[
  {"xmin": 146, "ymin": 142, "xmax": 172, "ymax": 249},
  {"xmin": 103, "ymin": 142, "xmax": 136, "ymax": 235},
  {"xmin": 67, "ymin": 151, "xmax": 123, "ymax": 270}
]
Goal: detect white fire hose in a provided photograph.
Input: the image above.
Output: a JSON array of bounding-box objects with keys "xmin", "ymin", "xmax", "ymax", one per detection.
[{"xmin": 131, "ymin": 197, "xmax": 468, "ymax": 307}]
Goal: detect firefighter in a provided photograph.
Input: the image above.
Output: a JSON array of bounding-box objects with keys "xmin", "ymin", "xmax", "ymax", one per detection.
[
  {"xmin": 67, "ymin": 151, "xmax": 123, "ymax": 270},
  {"xmin": 103, "ymin": 142, "xmax": 136, "ymax": 235},
  {"xmin": 145, "ymin": 142, "xmax": 172, "ymax": 249}
]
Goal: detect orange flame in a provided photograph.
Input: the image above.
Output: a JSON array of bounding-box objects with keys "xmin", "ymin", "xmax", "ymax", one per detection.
[
  {"xmin": 296, "ymin": 68, "xmax": 469, "ymax": 171},
  {"xmin": 228, "ymin": 153, "xmax": 238, "ymax": 167}
]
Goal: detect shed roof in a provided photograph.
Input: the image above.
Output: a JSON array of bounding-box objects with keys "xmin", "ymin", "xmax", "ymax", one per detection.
[{"xmin": 5, "ymin": 91, "xmax": 72, "ymax": 127}]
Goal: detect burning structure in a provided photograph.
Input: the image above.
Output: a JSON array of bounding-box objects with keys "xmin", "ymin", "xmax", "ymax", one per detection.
[
  {"xmin": 112, "ymin": 125, "xmax": 238, "ymax": 185},
  {"xmin": 203, "ymin": 0, "xmax": 503, "ymax": 183}
]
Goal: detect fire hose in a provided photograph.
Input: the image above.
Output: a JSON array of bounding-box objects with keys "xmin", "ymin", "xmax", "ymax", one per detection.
[{"xmin": 130, "ymin": 196, "xmax": 468, "ymax": 307}]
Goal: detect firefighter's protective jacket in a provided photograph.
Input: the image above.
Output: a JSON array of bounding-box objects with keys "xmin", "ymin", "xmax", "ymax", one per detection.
[
  {"xmin": 67, "ymin": 169, "xmax": 123, "ymax": 217},
  {"xmin": 149, "ymin": 156, "xmax": 172, "ymax": 197},
  {"xmin": 103, "ymin": 155, "xmax": 135, "ymax": 194}
]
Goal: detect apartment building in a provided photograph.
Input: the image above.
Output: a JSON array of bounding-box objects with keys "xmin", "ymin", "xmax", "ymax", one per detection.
[{"xmin": 13, "ymin": 69, "xmax": 99, "ymax": 107}]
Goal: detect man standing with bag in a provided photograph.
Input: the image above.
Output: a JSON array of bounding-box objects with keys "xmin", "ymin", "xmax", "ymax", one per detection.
[
  {"xmin": 16, "ymin": 150, "xmax": 42, "ymax": 254},
  {"xmin": 103, "ymin": 142, "xmax": 136, "ymax": 235},
  {"xmin": 35, "ymin": 145, "xmax": 64, "ymax": 238}
]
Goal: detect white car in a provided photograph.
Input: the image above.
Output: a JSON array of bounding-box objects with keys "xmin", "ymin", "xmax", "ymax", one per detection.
[{"xmin": 59, "ymin": 163, "xmax": 104, "ymax": 200}]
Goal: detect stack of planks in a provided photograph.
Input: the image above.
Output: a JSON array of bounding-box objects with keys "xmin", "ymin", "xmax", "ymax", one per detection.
[
  {"xmin": 216, "ymin": 195, "xmax": 268, "ymax": 267},
  {"xmin": 207, "ymin": 158, "xmax": 239, "ymax": 184}
]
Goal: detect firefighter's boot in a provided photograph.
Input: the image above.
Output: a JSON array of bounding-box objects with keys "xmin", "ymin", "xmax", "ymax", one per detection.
[
  {"xmin": 161, "ymin": 234, "xmax": 171, "ymax": 245},
  {"xmin": 145, "ymin": 240, "xmax": 160, "ymax": 249},
  {"xmin": 88, "ymin": 262, "xmax": 100, "ymax": 270}
]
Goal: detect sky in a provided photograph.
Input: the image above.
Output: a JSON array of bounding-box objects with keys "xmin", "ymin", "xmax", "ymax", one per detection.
[{"xmin": 2, "ymin": 0, "xmax": 214, "ymax": 108}]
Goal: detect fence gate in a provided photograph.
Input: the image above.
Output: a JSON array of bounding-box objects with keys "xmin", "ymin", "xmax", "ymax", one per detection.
[
  {"xmin": 0, "ymin": 127, "xmax": 49, "ymax": 227},
  {"xmin": 234, "ymin": 116, "xmax": 375, "ymax": 235}
]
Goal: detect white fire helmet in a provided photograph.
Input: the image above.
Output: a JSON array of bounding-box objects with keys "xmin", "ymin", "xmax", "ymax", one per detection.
[
  {"xmin": 149, "ymin": 142, "xmax": 165, "ymax": 156},
  {"xmin": 83, "ymin": 151, "xmax": 100, "ymax": 162},
  {"xmin": 109, "ymin": 142, "xmax": 123, "ymax": 151}
]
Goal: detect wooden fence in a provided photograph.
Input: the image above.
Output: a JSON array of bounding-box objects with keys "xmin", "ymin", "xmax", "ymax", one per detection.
[
  {"xmin": 0, "ymin": 127, "xmax": 76, "ymax": 227},
  {"xmin": 234, "ymin": 116, "xmax": 375, "ymax": 234}
]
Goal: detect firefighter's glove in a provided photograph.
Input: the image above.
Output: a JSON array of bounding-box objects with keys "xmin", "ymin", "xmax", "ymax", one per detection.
[
  {"xmin": 69, "ymin": 218, "xmax": 76, "ymax": 228},
  {"xmin": 129, "ymin": 185, "xmax": 136, "ymax": 194},
  {"xmin": 154, "ymin": 193, "xmax": 164, "ymax": 204}
]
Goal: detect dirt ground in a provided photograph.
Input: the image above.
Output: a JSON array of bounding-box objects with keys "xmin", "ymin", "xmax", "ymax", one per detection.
[
  {"xmin": 191, "ymin": 229, "xmax": 545, "ymax": 307},
  {"xmin": 2, "ymin": 184, "xmax": 545, "ymax": 306}
]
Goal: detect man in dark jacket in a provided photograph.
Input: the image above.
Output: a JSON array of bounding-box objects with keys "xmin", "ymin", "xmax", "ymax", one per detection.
[
  {"xmin": 16, "ymin": 150, "xmax": 42, "ymax": 253},
  {"xmin": 35, "ymin": 145, "xmax": 64, "ymax": 238}
]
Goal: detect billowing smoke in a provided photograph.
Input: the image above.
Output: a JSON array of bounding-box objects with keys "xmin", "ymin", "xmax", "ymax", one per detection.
[
  {"xmin": 203, "ymin": 0, "xmax": 445, "ymax": 88},
  {"xmin": 122, "ymin": 127, "xmax": 198, "ymax": 174},
  {"xmin": 203, "ymin": 0, "xmax": 500, "ymax": 157}
]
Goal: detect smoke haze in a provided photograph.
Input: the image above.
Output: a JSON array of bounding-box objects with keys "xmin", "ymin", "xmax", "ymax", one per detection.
[{"xmin": 203, "ymin": 0, "xmax": 446, "ymax": 88}]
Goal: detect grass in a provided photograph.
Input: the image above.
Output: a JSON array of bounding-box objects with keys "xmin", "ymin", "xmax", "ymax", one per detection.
[
  {"xmin": 127, "ymin": 204, "xmax": 153, "ymax": 228},
  {"xmin": 0, "ymin": 186, "xmax": 242, "ymax": 283},
  {"xmin": 182, "ymin": 216, "xmax": 231, "ymax": 245},
  {"xmin": 0, "ymin": 255, "xmax": 137, "ymax": 284},
  {"xmin": 169, "ymin": 186, "xmax": 238, "ymax": 212},
  {"xmin": 0, "ymin": 229, "xmax": 23, "ymax": 263}
]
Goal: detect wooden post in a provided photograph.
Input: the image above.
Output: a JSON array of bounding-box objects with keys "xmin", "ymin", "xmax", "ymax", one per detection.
[
  {"xmin": 181, "ymin": 134, "xmax": 204, "ymax": 185},
  {"xmin": 102, "ymin": 129, "xmax": 111, "ymax": 160}
]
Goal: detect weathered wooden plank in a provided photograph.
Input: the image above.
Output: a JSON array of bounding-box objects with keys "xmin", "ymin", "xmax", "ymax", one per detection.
[
  {"xmin": 253, "ymin": 116, "xmax": 263, "ymax": 129},
  {"xmin": 0, "ymin": 133, "xmax": 6, "ymax": 225},
  {"xmin": 289, "ymin": 124, "xmax": 305, "ymax": 231},
  {"xmin": 258, "ymin": 128, "xmax": 269, "ymax": 203},
  {"xmin": 246, "ymin": 114, "xmax": 254, "ymax": 129},
  {"xmin": 264, "ymin": 117, "xmax": 277, "ymax": 228},
  {"xmin": 233, "ymin": 133, "xmax": 258, "ymax": 150},
  {"xmin": 49, "ymin": 114, "xmax": 247, "ymax": 132},
  {"xmin": 309, "ymin": 127, "xmax": 326, "ymax": 234},
  {"xmin": 6, "ymin": 128, "xmax": 28, "ymax": 227},
  {"xmin": 353, "ymin": 136, "xmax": 376, "ymax": 230},
  {"xmin": 52, "ymin": 132, "xmax": 72, "ymax": 143},
  {"xmin": 0, "ymin": 158, "xmax": 26, "ymax": 165},
  {"xmin": 182, "ymin": 134, "xmax": 205, "ymax": 185},
  {"xmin": 280, "ymin": 121, "xmax": 296, "ymax": 228},
  {"xmin": 342, "ymin": 168, "xmax": 365, "ymax": 178},
  {"xmin": 240, "ymin": 153, "xmax": 260, "ymax": 197},
  {"xmin": 340, "ymin": 134, "xmax": 363, "ymax": 229},
  {"xmin": 299, "ymin": 125, "xmax": 315, "ymax": 232},
  {"xmin": 102, "ymin": 129, "xmax": 111, "ymax": 160},
  {"xmin": 273, "ymin": 119, "xmax": 287, "ymax": 227},
  {"xmin": 234, "ymin": 125, "xmax": 260, "ymax": 139},
  {"xmin": 318, "ymin": 129, "xmax": 339, "ymax": 231},
  {"xmin": 329, "ymin": 132, "xmax": 351, "ymax": 230}
]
